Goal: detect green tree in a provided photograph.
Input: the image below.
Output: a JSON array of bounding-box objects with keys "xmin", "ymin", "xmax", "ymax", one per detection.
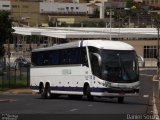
[
  {"xmin": 126, "ymin": 0, "xmax": 134, "ymax": 8},
  {"xmin": 0, "ymin": 11, "xmax": 14, "ymax": 57},
  {"xmin": 153, "ymin": 14, "xmax": 160, "ymax": 29}
]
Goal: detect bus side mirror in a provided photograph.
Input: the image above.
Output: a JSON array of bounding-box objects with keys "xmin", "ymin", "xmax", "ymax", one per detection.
[{"xmin": 92, "ymin": 53, "xmax": 102, "ymax": 66}]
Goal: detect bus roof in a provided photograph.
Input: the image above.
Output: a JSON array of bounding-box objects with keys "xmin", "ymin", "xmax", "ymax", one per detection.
[{"xmin": 32, "ymin": 40, "xmax": 134, "ymax": 52}]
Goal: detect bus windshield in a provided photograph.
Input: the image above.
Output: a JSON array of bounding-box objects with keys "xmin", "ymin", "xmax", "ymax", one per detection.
[{"xmin": 101, "ymin": 50, "xmax": 139, "ymax": 83}]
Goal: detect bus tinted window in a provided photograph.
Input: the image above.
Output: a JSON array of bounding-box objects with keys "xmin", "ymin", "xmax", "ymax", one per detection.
[
  {"xmin": 49, "ymin": 51, "xmax": 59, "ymax": 65},
  {"xmin": 31, "ymin": 47, "xmax": 87, "ymax": 66}
]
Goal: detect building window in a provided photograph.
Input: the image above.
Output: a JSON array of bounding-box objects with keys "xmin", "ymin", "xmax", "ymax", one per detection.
[
  {"xmin": 76, "ymin": 7, "xmax": 79, "ymax": 9},
  {"xmin": 2, "ymin": 5, "xmax": 10, "ymax": 7},
  {"xmin": 23, "ymin": 5, "xmax": 29, "ymax": 8},
  {"xmin": 144, "ymin": 46, "xmax": 157, "ymax": 58},
  {"xmin": 12, "ymin": 5, "xmax": 19, "ymax": 8}
]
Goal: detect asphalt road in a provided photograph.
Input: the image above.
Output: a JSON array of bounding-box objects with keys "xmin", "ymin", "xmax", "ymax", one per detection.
[{"xmin": 0, "ymin": 68, "xmax": 156, "ymax": 120}]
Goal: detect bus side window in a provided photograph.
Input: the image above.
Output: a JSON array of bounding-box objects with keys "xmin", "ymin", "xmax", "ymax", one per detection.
[
  {"xmin": 50, "ymin": 51, "xmax": 59, "ymax": 65},
  {"xmin": 37, "ymin": 53, "xmax": 44, "ymax": 66},
  {"xmin": 43, "ymin": 52, "xmax": 49, "ymax": 65},
  {"xmin": 60, "ymin": 49, "xmax": 69, "ymax": 64},
  {"xmin": 69, "ymin": 48, "xmax": 81, "ymax": 64}
]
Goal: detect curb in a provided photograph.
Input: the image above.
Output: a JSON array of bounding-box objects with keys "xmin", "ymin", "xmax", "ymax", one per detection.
[
  {"xmin": 0, "ymin": 89, "xmax": 36, "ymax": 95},
  {"xmin": 152, "ymin": 75, "xmax": 160, "ymax": 118},
  {"xmin": 0, "ymin": 99, "xmax": 16, "ymax": 103}
]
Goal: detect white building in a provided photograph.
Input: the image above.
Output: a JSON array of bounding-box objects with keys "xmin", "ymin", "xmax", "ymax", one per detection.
[
  {"xmin": 0, "ymin": 0, "xmax": 11, "ymax": 11},
  {"xmin": 40, "ymin": 2, "xmax": 87, "ymax": 15}
]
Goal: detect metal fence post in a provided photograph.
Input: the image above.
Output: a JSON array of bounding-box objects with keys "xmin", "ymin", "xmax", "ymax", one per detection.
[
  {"xmin": 14, "ymin": 66, "xmax": 17, "ymax": 88},
  {"xmin": 27, "ymin": 65, "xmax": 30, "ymax": 87},
  {"xmin": 20, "ymin": 65, "xmax": 22, "ymax": 81}
]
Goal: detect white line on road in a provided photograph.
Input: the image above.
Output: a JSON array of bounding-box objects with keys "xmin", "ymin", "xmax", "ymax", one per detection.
[
  {"xmin": 88, "ymin": 104, "xmax": 93, "ymax": 107},
  {"xmin": 70, "ymin": 108, "xmax": 78, "ymax": 112},
  {"xmin": 143, "ymin": 95, "xmax": 149, "ymax": 98},
  {"xmin": 140, "ymin": 74, "xmax": 153, "ymax": 77}
]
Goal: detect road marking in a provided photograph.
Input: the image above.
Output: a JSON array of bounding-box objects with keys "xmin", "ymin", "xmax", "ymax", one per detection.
[
  {"xmin": 70, "ymin": 108, "xmax": 78, "ymax": 112},
  {"xmin": 143, "ymin": 95, "xmax": 149, "ymax": 98},
  {"xmin": 140, "ymin": 74, "xmax": 153, "ymax": 77},
  {"xmin": 88, "ymin": 104, "xmax": 93, "ymax": 107}
]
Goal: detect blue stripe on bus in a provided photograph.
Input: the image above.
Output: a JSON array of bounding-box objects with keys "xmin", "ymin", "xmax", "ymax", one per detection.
[
  {"xmin": 30, "ymin": 86, "xmax": 109, "ymax": 92},
  {"xmin": 30, "ymin": 86, "xmax": 138, "ymax": 93}
]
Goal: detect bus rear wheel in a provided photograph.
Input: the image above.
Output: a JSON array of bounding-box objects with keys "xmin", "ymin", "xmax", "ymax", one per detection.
[
  {"xmin": 118, "ymin": 97, "xmax": 124, "ymax": 103},
  {"xmin": 39, "ymin": 84, "xmax": 45, "ymax": 99},
  {"xmin": 44, "ymin": 84, "xmax": 52, "ymax": 99}
]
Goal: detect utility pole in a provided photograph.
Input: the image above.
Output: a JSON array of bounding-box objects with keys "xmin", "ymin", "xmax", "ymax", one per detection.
[
  {"xmin": 100, "ymin": 0, "xmax": 105, "ymax": 19},
  {"xmin": 18, "ymin": 0, "xmax": 21, "ymax": 26},
  {"xmin": 7, "ymin": 39, "xmax": 11, "ymax": 87},
  {"xmin": 109, "ymin": 0, "xmax": 112, "ymax": 40}
]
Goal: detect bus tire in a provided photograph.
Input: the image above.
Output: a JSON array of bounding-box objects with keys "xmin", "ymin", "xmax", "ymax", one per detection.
[
  {"xmin": 118, "ymin": 97, "xmax": 124, "ymax": 103},
  {"xmin": 39, "ymin": 84, "xmax": 45, "ymax": 99},
  {"xmin": 44, "ymin": 83, "xmax": 52, "ymax": 99},
  {"xmin": 84, "ymin": 84, "xmax": 93, "ymax": 101}
]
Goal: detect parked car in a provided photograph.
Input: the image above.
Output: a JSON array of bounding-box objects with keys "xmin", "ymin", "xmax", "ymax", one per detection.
[{"xmin": 14, "ymin": 57, "xmax": 30, "ymax": 69}]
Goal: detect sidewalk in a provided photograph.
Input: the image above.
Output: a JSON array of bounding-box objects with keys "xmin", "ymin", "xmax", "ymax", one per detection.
[
  {"xmin": 155, "ymin": 97, "xmax": 160, "ymax": 115},
  {"xmin": 0, "ymin": 88, "xmax": 34, "ymax": 94},
  {"xmin": 152, "ymin": 75, "xmax": 160, "ymax": 117}
]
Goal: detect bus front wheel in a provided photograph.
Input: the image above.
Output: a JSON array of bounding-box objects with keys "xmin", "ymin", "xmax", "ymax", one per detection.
[{"xmin": 84, "ymin": 84, "xmax": 93, "ymax": 101}]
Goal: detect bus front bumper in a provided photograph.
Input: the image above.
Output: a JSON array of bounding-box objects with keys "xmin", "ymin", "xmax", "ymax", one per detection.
[{"xmin": 91, "ymin": 88, "xmax": 139, "ymax": 97}]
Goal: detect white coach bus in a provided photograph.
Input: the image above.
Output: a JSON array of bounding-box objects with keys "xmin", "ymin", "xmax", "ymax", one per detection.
[{"xmin": 30, "ymin": 40, "xmax": 139, "ymax": 103}]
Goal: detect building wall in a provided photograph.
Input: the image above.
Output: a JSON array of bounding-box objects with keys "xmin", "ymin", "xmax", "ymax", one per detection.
[
  {"xmin": 125, "ymin": 40, "xmax": 158, "ymax": 57},
  {"xmin": 0, "ymin": 1, "xmax": 11, "ymax": 11},
  {"xmin": 11, "ymin": 1, "xmax": 40, "ymax": 26},
  {"xmin": 143, "ymin": 0, "xmax": 160, "ymax": 7},
  {"xmin": 40, "ymin": 2, "xmax": 87, "ymax": 14}
]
